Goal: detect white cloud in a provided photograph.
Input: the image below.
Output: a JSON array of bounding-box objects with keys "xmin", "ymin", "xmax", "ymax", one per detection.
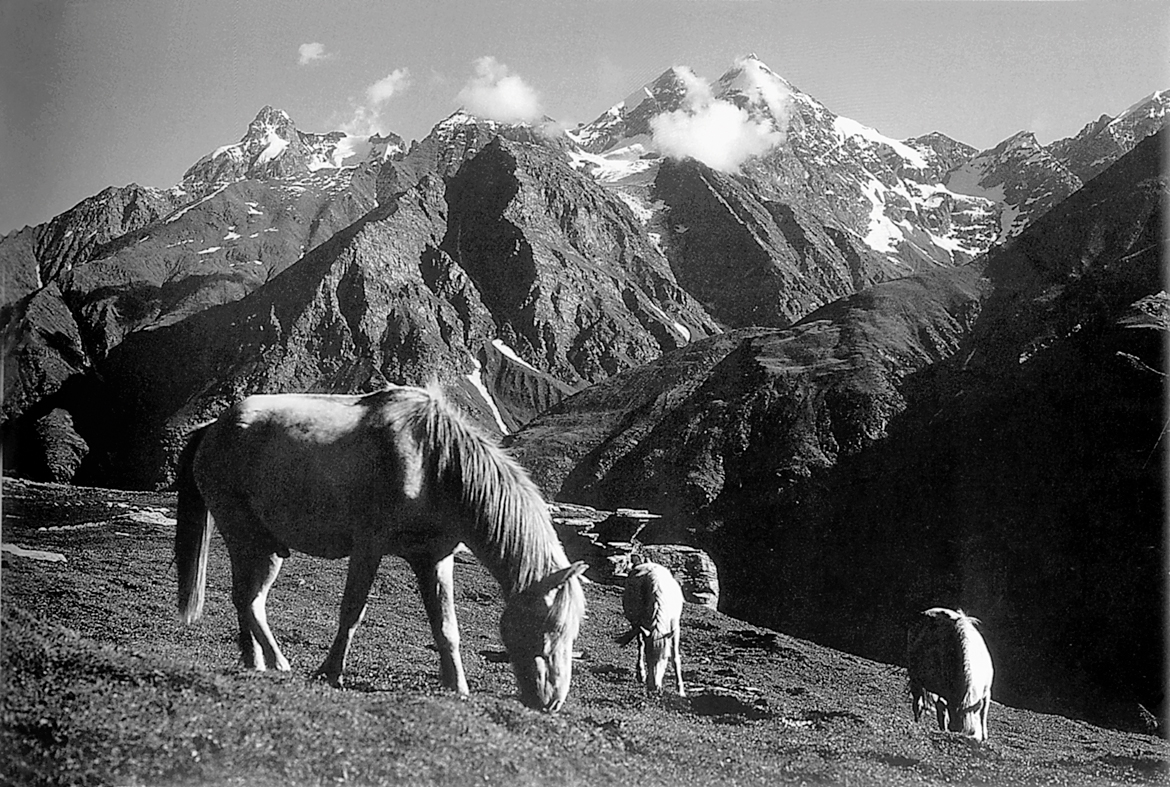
[
  {"xmin": 649, "ymin": 65, "xmax": 783, "ymax": 173},
  {"xmin": 366, "ymin": 68, "xmax": 411, "ymax": 105},
  {"xmin": 340, "ymin": 68, "xmax": 412, "ymax": 137},
  {"xmin": 456, "ymin": 56, "xmax": 543, "ymax": 124},
  {"xmin": 298, "ymin": 42, "xmax": 329, "ymax": 66}
]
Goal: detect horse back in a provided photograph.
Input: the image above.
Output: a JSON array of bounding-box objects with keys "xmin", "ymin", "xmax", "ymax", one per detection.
[
  {"xmin": 194, "ymin": 391, "xmax": 445, "ymax": 558},
  {"xmin": 623, "ymin": 563, "xmax": 684, "ymax": 635},
  {"xmin": 907, "ymin": 608, "xmax": 992, "ymax": 704}
]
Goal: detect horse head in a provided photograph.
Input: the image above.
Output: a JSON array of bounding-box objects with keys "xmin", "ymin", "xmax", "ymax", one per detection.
[{"xmin": 499, "ymin": 561, "xmax": 588, "ymax": 712}]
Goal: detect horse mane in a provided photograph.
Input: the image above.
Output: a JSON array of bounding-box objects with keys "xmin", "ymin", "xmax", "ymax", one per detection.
[
  {"xmin": 955, "ymin": 609, "xmax": 983, "ymax": 627},
  {"xmin": 405, "ymin": 385, "xmax": 568, "ymax": 597}
]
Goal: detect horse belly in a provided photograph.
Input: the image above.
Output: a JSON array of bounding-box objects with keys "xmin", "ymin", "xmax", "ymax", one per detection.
[
  {"xmin": 246, "ymin": 475, "xmax": 413, "ymax": 560},
  {"xmin": 199, "ymin": 399, "xmax": 448, "ymax": 560}
]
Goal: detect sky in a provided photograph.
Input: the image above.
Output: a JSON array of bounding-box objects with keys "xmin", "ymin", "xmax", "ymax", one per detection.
[{"xmin": 1, "ymin": 0, "xmax": 1167, "ymax": 235}]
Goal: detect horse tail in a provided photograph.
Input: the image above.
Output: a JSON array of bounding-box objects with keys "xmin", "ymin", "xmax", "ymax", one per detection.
[{"xmin": 175, "ymin": 423, "xmax": 213, "ymax": 625}]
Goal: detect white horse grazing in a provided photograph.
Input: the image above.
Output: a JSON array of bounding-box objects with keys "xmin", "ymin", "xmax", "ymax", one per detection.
[
  {"xmin": 907, "ymin": 607, "xmax": 994, "ymax": 740},
  {"xmin": 174, "ymin": 385, "xmax": 587, "ymax": 712},
  {"xmin": 616, "ymin": 561, "xmax": 686, "ymax": 696}
]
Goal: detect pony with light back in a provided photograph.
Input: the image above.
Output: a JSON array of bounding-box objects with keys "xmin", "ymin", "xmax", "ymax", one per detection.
[
  {"xmin": 907, "ymin": 607, "xmax": 994, "ymax": 740},
  {"xmin": 175, "ymin": 385, "xmax": 587, "ymax": 712},
  {"xmin": 616, "ymin": 560, "xmax": 686, "ymax": 696}
]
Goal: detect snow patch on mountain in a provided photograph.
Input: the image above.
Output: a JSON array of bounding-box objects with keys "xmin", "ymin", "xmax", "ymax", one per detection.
[
  {"xmin": 164, "ymin": 185, "xmax": 228, "ymax": 224},
  {"xmin": 616, "ymin": 191, "xmax": 653, "ymax": 224},
  {"xmin": 566, "ymin": 145, "xmax": 656, "ymax": 184},
  {"xmin": 647, "ymin": 303, "xmax": 692, "ymax": 342},
  {"xmin": 492, "ymin": 339, "xmax": 539, "ymax": 373},
  {"xmin": 1118, "ymin": 89, "xmax": 1168, "ymax": 121},
  {"xmin": 859, "ymin": 179, "xmax": 903, "ymax": 254},
  {"xmin": 255, "ymin": 125, "xmax": 289, "ymax": 165},
  {"xmin": 833, "ymin": 116, "xmax": 927, "ymax": 169},
  {"xmin": 573, "ymin": 56, "xmax": 1002, "ymax": 267},
  {"xmin": 467, "ymin": 353, "xmax": 509, "ymax": 434}
]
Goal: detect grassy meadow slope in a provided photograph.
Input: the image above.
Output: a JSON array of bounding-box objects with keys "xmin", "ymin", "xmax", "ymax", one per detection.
[{"xmin": 2, "ymin": 478, "xmax": 1166, "ymax": 786}]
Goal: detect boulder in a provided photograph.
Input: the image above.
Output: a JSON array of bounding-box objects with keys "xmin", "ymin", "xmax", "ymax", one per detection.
[
  {"xmin": 548, "ymin": 502, "xmax": 719, "ymax": 609},
  {"xmin": 635, "ymin": 545, "xmax": 720, "ymax": 610}
]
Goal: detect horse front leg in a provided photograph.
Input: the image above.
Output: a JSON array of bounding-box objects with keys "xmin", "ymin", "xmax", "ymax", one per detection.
[
  {"xmin": 408, "ymin": 552, "xmax": 469, "ymax": 696},
  {"xmin": 315, "ymin": 547, "xmax": 382, "ymax": 688},
  {"xmin": 935, "ymin": 697, "xmax": 948, "ymax": 732}
]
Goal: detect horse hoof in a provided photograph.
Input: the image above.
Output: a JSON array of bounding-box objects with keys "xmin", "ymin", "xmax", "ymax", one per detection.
[{"xmin": 313, "ymin": 670, "xmax": 344, "ymax": 689}]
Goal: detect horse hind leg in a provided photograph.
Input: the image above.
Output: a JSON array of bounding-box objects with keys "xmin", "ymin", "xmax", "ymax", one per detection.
[
  {"xmin": 226, "ymin": 532, "xmax": 290, "ymax": 672},
  {"xmin": 672, "ymin": 629, "xmax": 686, "ymax": 697},
  {"xmin": 635, "ymin": 633, "xmax": 647, "ymax": 685},
  {"xmin": 910, "ymin": 684, "xmax": 925, "ymax": 722}
]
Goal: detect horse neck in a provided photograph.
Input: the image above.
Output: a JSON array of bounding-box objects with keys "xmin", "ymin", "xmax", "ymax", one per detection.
[
  {"xmin": 444, "ymin": 442, "xmax": 566, "ymax": 597},
  {"xmin": 463, "ymin": 493, "xmax": 566, "ymax": 598},
  {"xmin": 417, "ymin": 391, "xmax": 567, "ymax": 597}
]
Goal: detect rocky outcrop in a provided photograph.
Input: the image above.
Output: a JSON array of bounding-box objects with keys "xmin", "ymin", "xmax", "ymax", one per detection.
[
  {"xmin": 1, "ymin": 283, "xmax": 89, "ymax": 441},
  {"xmin": 902, "ymin": 132, "xmax": 978, "ymax": 182},
  {"xmin": 549, "ymin": 503, "xmax": 720, "ymax": 609},
  {"xmin": 636, "ymin": 545, "xmax": 719, "ymax": 609},
  {"xmin": 377, "ymin": 112, "xmax": 570, "ymax": 201}
]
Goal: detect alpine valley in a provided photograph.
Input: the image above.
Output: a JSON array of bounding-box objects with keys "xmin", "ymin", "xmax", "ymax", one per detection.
[{"xmin": 2, "ymin": 56, "xmax": 1165, "ymax": 736}]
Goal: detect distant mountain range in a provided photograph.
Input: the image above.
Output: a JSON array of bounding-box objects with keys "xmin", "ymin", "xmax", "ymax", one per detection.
[{"xmin": 2, "ymin": 54, "xmax": 1164, "ymax": 486}]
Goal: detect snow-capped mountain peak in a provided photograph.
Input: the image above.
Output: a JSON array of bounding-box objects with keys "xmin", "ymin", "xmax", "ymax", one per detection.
[
  {"xmin": 179, "ymin": 107, "xmax": 404, "ymax": 198},
  {"xmin": 570, "ymin": 55, "xmax": 1001, "ymax": 266},
  {"xmin": 713, "ymin": 54, "xmax": 797, "ymax": 128}
]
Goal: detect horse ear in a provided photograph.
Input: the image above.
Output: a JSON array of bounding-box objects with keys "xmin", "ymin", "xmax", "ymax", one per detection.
[{"xmin": 536, "ymin": 561, "xmax": 589, "ymax": 595}]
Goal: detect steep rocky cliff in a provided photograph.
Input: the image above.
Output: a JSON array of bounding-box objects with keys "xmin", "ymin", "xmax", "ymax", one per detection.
[{"xmin": 652, "ymin": 157, "xmax": 901, "ymax": 327}]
